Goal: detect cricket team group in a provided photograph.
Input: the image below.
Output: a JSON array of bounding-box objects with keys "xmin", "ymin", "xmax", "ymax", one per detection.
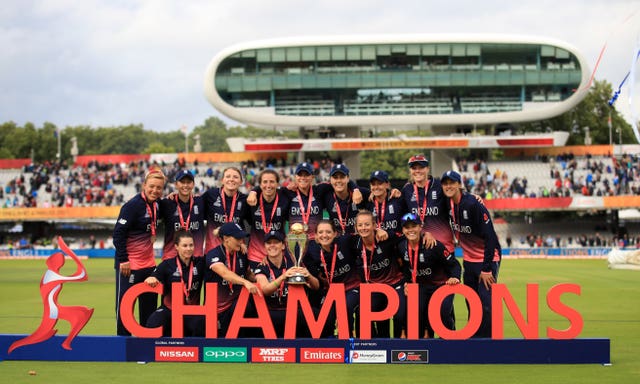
[{"xmin": 113, "ymin": 154, "xmax": 501, "ymax": 339}]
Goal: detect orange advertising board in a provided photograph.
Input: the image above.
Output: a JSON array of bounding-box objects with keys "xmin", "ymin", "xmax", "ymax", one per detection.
[
  {"xmin": 331, "ymin": 139, "xmax": 468, "ymax": 150},
  {"xmin": 0, "ymin": 206, "xmax": 121, "ymax": 221},
  {"xmin": 603, "ymin": 195, "xmax": 640, "ymax": 208}
]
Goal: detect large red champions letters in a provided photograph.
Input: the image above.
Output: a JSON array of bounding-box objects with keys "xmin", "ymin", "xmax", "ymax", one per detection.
[{"xmin": 120, "ymin": 282, "xmax": 583, "ymax": 339}]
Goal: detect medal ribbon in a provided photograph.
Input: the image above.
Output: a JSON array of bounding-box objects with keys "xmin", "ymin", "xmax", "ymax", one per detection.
[
  {"xmin": 174, "ymin": 194, "xmax": 194, "ymax": 230},
  {"xmin": 374, "ymin": 198, "xmax": 386, "ymax": 229},
  {"xmin": 408, "ymin": 242, "xmax": 420, "ymax": 284},
  {"xmin": 141, "ymin": 191, "xmax": 158, "ymax": 240},
  {"xmin": 413, "ymin": 180, "xmax": 430, "ymax": 225},
  {"xmin": 260, "ymin": 193, "xmax": 280, "ymax": 234},
  {"xmin": 361, "ymin": 239, "xmax": 376, "ymax": 283},
  {"xmin": 333, "ymin": 192, "xmax": 350, "ymax": 233},
  {"xmin": 296, "ymin": 188, "xmax": 313, "ymax": 228},
  {"xmin": 320, "ymin": 244, "xmax": 338, "ymax": 284},
  {"xmin": 176, "ymin": 257, "xmax": 194, "ymax": 301},
  {"xmin": 221, "ymin": 190, "xmax": 238, "ymax": 223},
  {"xmin": 449, "ymin": 198, "xmax": 459, "ymax": 245}
]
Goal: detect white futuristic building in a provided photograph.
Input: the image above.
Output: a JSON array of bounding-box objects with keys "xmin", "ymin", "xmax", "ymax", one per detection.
[{"xmin": 204, "ymin": 35, "xmax": 590, "ymax": 176}]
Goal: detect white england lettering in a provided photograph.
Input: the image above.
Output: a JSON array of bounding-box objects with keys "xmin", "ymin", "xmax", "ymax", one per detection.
[
  {"xmin": 452, "ymin": 223, "xmax": 473, "ymax": 234},
  {"xmin": 369, "ymin": 259, "xmax": 390, "ymax": 271},
  {"xmin": 335, "ymin": 264, "xmax": 350, "ymax": 276},
  {"xmin": 290, "ymin": 206, "xmax": 320, "ymax": 216},
  {"xmin": 379, "ymin": 221, "xmax": 398, "ymax": 230}
]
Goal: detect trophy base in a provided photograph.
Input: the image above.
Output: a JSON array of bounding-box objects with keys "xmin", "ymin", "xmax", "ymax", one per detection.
[{"xmin": 287, "ymin": 274, "xmax": 307, "ymax": 285}]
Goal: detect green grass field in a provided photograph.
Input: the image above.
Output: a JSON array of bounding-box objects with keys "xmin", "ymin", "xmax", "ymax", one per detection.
[{"xmin": 1, "ymin": 258, "xmax": 638, "ymax": 383}]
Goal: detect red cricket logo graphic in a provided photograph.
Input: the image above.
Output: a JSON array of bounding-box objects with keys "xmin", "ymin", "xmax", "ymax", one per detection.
[{"xmin": 8, "ymin": 237, "xmax": 94, "ymax": 353}]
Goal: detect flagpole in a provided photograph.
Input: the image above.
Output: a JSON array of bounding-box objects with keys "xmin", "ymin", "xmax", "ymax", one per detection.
[
  {"xmin": 608, "ymin": 111, "xmax": 612, "ymax": 147},
  {"xmin": 182, "ymin": 125, "xmax": 188, "ymax": 157},
  {"xmin": 56, "ymin": 128, "xmax": 61, "ymax": 162}
]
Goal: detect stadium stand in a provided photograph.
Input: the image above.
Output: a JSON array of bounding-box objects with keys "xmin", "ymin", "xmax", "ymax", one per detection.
[
  {"xmin": 458, "ymin": 154, "xmax": 639, "ymax": 199},
  {"xmin": 2, "ymin": 150, "xmax": 640, "ymax": 251}
]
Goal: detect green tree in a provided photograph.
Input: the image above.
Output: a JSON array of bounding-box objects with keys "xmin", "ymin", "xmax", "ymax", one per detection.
[
  {"xmin": 143, "ymin": 142, "xmax": 176, "ymax": 154},
  {"xmin": 96, "ymin": 125, "xmax": 148, "ymax": 154},
  {"xmin": 1, "ymin": 78, "xmax": 634, "ymax": 162},
  {"xmin": 361, "ymin": 149, "xmax": 418, "ymax": 180},
  {"xmin": 34, "ymin": 122, "xmax": 60, "ymax": 162},
  {"xmin": 191, "ymin": 117, "xmax": 231, "ymax": 152},
  {"xmin": 0, "ymin": 122, "xmax": 19, "ymax": 159}
]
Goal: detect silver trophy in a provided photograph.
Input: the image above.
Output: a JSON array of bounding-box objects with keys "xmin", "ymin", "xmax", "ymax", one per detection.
[{"xmin": 286, "ymin": 223, "xmax": 308, "ymax": 285}]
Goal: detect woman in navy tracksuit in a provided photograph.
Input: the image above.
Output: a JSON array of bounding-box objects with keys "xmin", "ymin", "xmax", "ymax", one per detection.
[
  {"xmin": 441, "ymin": 170, "xmax": 501, "ymax": 338},
  {"xmin": 113, "ymin": 167, "xmax": 165, "ymax": 336}
]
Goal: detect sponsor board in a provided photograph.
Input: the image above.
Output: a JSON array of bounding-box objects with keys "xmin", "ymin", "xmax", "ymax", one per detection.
[
  {"xmin": 251, "ymin": 347, "xmax": 296, "ymax": 363},
  {"xmin": 300, "ymin": 348, "xmax": 344, "ymax": 363},
  {"xmin": 391, "ymin": 350, "xmax": 429, "ymax": 363},
  {"xmin": 155, "ymin": 346, "xmax": 199, "ymax": 362},
  {"xmin": 349, "ymin": 350, "xmax": 387, "ymax": 363},
  {"xmin": 203, "ymin": 347, "xmax": 247, "ymax": 362}
]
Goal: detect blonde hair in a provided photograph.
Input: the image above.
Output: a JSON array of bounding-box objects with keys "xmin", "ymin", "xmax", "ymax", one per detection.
[{"xmin": 144, "ymin": 166, "xmax": 166, "ymax": 184}]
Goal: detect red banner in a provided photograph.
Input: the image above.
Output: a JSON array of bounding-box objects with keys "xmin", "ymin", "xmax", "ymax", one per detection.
[
  {"xmin": 0, "ymin": 158, "xmax": 31, "ymax": 169},
  {"xmin": 484, "ymin": 197, "xmax": 573, "ymax": 210}
]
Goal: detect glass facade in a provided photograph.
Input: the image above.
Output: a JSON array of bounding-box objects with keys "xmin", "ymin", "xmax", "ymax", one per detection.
[{"xmin": 212, "ymin": 41, "xmax": 584, "ymax": 118}]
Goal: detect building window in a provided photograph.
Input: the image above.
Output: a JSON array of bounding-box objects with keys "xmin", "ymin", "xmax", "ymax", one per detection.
[
  {"xmin": 347, "ymin": 46, "xmax": 361, "ymax": 60},
  {"xmin": 301, "ymin": 47, "xmax": 316, "ymax": 61},
  {"xmin": 331, "ymin": 46, "xmax": 346, "ymax": 61}
]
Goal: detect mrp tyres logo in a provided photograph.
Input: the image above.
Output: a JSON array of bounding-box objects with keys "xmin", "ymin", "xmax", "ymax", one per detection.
[
  {"xmin": 155, "ymin": 346, "xmax": 199, "ymax": 362},
  {"xmin": 391, "ymin": 350, "xmax": 428, "ymax": 363},
  {"xmin": 203, "ymin": 347, "xmax": 247, "ymax": 362},
  {"xmin": 251, "ymin": 347, "xmax": 295, "ymax": 363}
]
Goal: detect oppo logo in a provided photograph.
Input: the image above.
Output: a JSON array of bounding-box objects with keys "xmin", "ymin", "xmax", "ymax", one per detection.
[
  {"xmin": 205, "ymin": 350, "xmax": 245, "ymax": 358},
  {"xmin": 203, "ymin": 347, "xmax": 247, "ymax": 362}
]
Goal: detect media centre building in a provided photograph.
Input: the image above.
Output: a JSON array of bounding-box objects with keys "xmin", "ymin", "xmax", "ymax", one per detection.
[{"xmin": 204, "ymin": 35, "xmax": 589, "ymax": 176}]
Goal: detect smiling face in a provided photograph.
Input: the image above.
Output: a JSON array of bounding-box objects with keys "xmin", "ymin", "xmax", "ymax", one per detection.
[
  {"xmin": 265, "ymin": 239, "xmax": 285, "ymax": 258},
  {"xmin": 355, "ymin": 212, "xmax": 375, "ymax": 240},
  {"xmin": 402, "ymin": 222, "xmax": 421, "ymax": 244},
  {"xmin": 410, "ymin": 164, "xmax": 429, "ymax": 186},
  {"xmin": 330, "ymin": 173, "xmax": 349, "ymax": 195},
  {"xmin": 143, "ymin": 175, "xmax": 165, "ymax": 202},
  {"xmin": 370, "ymin": 179, "xmax": 388, "ymax": 200},
  {"xmin": 175, "ymin": 235, "xmax": 195, "ymax": 264},
  {"xmin": 260, "ymin": 172, "xmax": 279, "ymax": 200},
  {"xmin": 441, "ymin": 178, "xmax": 462, "ymax": 200},
  {"xmin": 295, "ymin": 171, "xmax": 313, "ymax": 192},
  {"xmin": 175, "ymin": 178, "xmax": 195, "ymax": 199},
  {"xmin": 315, "ymin": 221, "xmax": 337, "ymax": 250},
  {"xmin": 222, "ymin": 168, "xmax": 242, "ymax": 194}
]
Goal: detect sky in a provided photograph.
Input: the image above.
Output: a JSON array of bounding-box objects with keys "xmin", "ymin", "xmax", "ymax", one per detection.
[{"xmin": 1, "ymin": 0, "xmax": 639, "ymax": 134}]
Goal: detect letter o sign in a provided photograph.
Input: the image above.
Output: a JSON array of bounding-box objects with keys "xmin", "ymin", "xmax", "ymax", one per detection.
[{"xmin": 428, "ymin": 284, "xmax": 482, "ymax": 340}]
